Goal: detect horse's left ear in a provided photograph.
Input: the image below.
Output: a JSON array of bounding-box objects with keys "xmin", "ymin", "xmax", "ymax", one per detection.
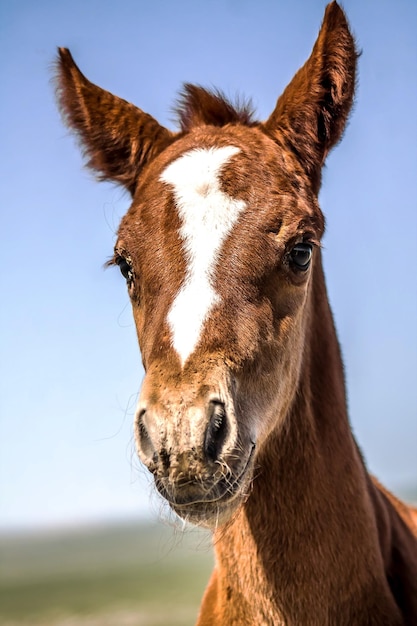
[
  {"xmin": 55, "ymin": 48, "xmax": 175, "ymax": 196},
  {"xmin": 262, "ymin": 1, "xmax": 357, "ymax": 193}
]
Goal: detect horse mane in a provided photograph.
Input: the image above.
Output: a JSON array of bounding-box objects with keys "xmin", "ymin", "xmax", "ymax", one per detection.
[{"xmin": 174, "ymin": 83, "xmax": 258, "ymax": 131}]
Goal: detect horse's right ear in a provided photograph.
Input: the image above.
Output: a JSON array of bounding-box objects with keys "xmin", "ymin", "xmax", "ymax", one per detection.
[
  {"xmin": 262, "ymin": 2, "xmax": 357, "ymax": 194},
  {"xmin": 55, "ymin": 48, "xmax": 174, "ymax": 196}
]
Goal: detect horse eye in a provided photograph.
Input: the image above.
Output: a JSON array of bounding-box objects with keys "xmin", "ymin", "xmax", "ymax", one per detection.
[
  {"xmin": 289, "ymin": 243, "xmax": 313, "ymax": 271},
  {"xmin": 116, "ymin": 257, "xmax": 134, "ymax": 283}
]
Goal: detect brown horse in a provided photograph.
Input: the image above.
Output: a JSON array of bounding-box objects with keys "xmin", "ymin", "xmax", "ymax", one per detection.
[{"xmin": 56, "ymin": 2, "xmax": 417, "ymax": 624}]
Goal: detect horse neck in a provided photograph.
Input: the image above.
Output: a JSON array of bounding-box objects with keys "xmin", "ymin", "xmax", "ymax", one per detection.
[
  {"xmin": 251, "ymin": 250, "xmax": 363, "ymax": 523},
  {"xmin": 211, "ymin": 253, "xmax": 394, "ymax": 624}
]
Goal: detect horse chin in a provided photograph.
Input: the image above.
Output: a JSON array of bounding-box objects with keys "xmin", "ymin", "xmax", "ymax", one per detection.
[
  {"xmin": 170, "ymin": 489, "xmax": 247, "ymax": 529},
  {"xmin": 152, "ymin": 444, "xmax": 256, "ymax": 528},
  {"xmin": 165, "ymin": 459, "xmax": 255, "ymax": 529}
]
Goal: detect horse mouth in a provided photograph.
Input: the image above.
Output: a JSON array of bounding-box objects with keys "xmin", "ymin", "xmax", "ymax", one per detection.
[{"xmin": 156, "ymin": 444, "xmax": 256, "ymax": 527}]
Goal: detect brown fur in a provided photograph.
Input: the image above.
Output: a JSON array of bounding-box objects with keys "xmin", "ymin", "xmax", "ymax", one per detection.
[
  {"xmin": 175, "ymin": 84, "xmax": 257, "ymax": 131},
  {"xmin": 55, "ymin": 2, "xmax": 417, "ymax": 624}
]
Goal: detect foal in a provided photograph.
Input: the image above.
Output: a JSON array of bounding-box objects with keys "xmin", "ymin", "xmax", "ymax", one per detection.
[{"xmin": 56, "ymin": 2, "xmax": 417, "ymax": 624}]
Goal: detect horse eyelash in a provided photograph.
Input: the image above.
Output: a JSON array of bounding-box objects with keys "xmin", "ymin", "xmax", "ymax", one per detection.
[
  {"xmin": 287, "ymin": 234, "xmax": 321, "ymax": 250},
  {"xmin": 103, "ymin": 250, "xmax": 132, "ymax": 269},
  {"xmin": 307, "ymin": 237, "xmax": 321, "ymax": 249},
  {"xmin": 103, "ymin": 256, "xmax": 117, "ymax": 269}
]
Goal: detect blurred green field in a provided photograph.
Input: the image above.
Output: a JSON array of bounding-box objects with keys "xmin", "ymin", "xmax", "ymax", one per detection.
[{"xmin": 0, "ymin": 521, "xmax": 213, "ymax": 626}]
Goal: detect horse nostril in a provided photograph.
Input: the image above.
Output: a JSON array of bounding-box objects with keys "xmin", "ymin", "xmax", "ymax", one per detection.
[
  {"xmin": 137, "ymin": 409, "xmax": 156, "ymax": 462},
  {"xmin": 204, "ymin": 400, "xmax": 230, "ymax": 463}
]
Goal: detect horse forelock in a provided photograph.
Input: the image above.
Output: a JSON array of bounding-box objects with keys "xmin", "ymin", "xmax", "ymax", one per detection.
[{"xmin": 174, "ymin": 84, "xmax": 258, "ymax": 132}]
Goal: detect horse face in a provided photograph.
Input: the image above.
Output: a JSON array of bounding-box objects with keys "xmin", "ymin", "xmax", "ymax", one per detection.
[{"xmin": 115, "ymin": 125, "xmax": 324, "ymax": 525}]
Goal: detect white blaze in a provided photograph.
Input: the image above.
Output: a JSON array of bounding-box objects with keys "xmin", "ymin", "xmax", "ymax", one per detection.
[{"xmin": 160, "ymin": 146, "xmax": 246, "ymax": 365}]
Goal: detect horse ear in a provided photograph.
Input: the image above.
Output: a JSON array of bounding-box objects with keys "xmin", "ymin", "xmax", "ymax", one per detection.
[
  {"xmin": 262, "ymin": 1, "xmax": 357, "ymax": 193},
  {"xmin": 55, "ymin": 48, "xmax": 174, "ymax": 196}
]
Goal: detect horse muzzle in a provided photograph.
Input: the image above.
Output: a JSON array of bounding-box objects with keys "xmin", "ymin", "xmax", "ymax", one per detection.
[{"xmin": 134, "ymin": 373, "xmax": 256, "ymax": 526}]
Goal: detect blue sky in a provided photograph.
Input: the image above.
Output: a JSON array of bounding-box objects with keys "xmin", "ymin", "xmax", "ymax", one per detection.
[{"xmin": 1, "ymin": 0, "xmax": 416, "ymax": 531}]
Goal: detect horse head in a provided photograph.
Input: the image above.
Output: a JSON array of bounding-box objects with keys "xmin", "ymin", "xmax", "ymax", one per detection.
[{"xmin": 56, "ymin": 1, "xmax": 356, "ymax": 527}]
